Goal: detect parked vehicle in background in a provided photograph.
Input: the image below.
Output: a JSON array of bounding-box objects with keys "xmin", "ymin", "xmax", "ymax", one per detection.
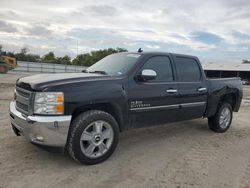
[
  {"xmin": 242, "ymin": 79, "xmax": 250, "ymax": 85},
  {"xmin": 0, "ymin": 55, "xmax": 17, "ymax": 73},
  {"xmin": 9, "ymin": 51, "xmax": 243, "ymax": 165}
]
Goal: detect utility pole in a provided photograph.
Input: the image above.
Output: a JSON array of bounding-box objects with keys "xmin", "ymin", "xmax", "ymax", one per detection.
[
  {"xmin": 76, "ymin": 40, "xmax": 78, "ymax": 56},
  {"xmin": 75, "ymin": 40, "xmax": 79, "ymax": 72}
]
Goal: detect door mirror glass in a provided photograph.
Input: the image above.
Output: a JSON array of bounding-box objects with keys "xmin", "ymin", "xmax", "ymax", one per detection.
[{"xmin": 138, "ymin": 69, "xmax": 157, "ymax": 81}]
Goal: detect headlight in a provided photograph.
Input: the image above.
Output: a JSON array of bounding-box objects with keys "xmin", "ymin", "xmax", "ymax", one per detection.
[{"xmin": 34, "ymin": 92, "xmax": 64, "ymax": 115}]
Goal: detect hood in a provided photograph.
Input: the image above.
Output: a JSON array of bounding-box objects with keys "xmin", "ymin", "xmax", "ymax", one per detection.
[{"xmin": 16, "ymin": 73, "xmax": 111, "ymax": 91}]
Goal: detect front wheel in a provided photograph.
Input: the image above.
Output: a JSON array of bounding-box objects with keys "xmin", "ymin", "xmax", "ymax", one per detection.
[
  {"xmin": 208, "ymin": 103, "xmax": 233, "ymax": 133},
  {"xmin": 67, "ymin": 110, "xmax": 119, "ymax": 165}
]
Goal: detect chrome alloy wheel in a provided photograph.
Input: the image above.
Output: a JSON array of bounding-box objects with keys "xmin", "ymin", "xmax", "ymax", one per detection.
[
  {"xmin": 219, "ymin": 107, "xmax": 231, "ymax": 129},
  {"xmin": 80, "ymin": 120, "xmax": 114, "ymax": 158}
]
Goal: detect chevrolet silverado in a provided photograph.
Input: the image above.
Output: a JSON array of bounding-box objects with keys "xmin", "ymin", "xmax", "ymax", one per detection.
[{"xmin": 10, "ymin": 52, "xmax": 242, "ymax": 165}]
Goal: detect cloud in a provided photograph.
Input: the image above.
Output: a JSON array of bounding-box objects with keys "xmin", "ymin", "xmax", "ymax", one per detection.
[
  {"xmin": 0, "ymin": 0, "xmax": 250, "ymax": 63},
  {"xmin": 191, "ymin": 32, "xmax": 223, "ymax": 45},
  {"xmin": 145, "ymin": 44, "xmax": 160, "ymax": 49},
  {"xmin": 0, "ymin": 20, "xmax": 18, "ymax": 33},
  {"xmin": 26, "ymin": 25, "xmax": 52, "ymax": 37},
  {"xmin": 233, "ymin": 31, "xmax": 250, "ymax": 41},
  {"xmin": 83, "ymin": 5, "xmax": 118, "ymax": 17}
]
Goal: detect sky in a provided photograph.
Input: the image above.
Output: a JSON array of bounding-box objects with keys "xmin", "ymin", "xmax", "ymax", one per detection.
[{"xmin": 0, "ymin": 0, "xmax": 250, "ymax": 64}]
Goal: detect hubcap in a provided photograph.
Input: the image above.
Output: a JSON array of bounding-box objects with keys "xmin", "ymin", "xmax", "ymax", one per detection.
[
  {"xmin": 80, "ymin": 120, "xmax": 114, "ymax": 158},
  {"xmin": 219, "ymin": 107, "xmax": 231, "ymax": 129}
]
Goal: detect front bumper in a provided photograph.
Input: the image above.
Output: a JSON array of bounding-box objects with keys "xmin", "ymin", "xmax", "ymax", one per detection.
[{"xmin": 9, "ymin": 101, "xmax": 72, "ymax": 148}]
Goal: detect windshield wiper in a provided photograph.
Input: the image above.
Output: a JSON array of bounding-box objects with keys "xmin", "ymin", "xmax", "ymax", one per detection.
[{"xmin": 88, "ymin": 70, "xmax": 107, "ymax": 75}]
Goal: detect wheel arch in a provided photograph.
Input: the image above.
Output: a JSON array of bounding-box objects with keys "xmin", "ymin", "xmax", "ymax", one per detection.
[
  {"xmin": 205, "ymin": 90, "xmax": 240, "ymax": 117},
  {"xmin": 70, "ymin": 103, "xmax": 124, "ymax": 132},
  {"xmin": 219, "ymin": 93, "xmax": 237, "ymax": 111}
]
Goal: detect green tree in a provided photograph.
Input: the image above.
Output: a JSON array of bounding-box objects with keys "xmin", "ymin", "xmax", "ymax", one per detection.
[
  {"xmin": 0, "ymin": 44, "xmax": 2, "ymax": 55},
  {"xmin": 21, "ymin": 47, "xmax": 28, "ymax": 54},
  {"xmin": 116, "ymin": 47, "xmax": 128, "ymax": 52},
  {"xmin": 0, "ymin": 46, "xmax": 128, "ymax": 65},
  {"xmin": 15, "ymin": 47, "xmax": 28, "ymax": 61},
  {"xmin": 242, "ymin": 59, "xmax": 250, "ymax": 64},
  {"xmin": 0, "ymin": 45, "xmax": 7, "ymax": 56},
  {"xmin": 56, "ymin": 55, "xmax": 71, "ymax": 64},
  {"xmin": 72, "ymin": 54, "xmax": 91, "ymax": 66},
  {"xmin": 6, "ymin": 52, "xmax": 15, "ymax": 58},
  {"xmin": 42, "ymin": 52, "xmax": 56, "ymax": 63},
  {"xmin": 25, "ymin": 54, "xmax": 40, "ymax": 62},
  {"xmin": 72, "ymin": 47, "xmax": 128, "ymax": 66}
]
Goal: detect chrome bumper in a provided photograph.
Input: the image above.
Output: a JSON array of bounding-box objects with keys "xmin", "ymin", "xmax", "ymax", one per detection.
[{"xmin": 9, "ymin": 101, "xmax": 72, "ymax": 148}]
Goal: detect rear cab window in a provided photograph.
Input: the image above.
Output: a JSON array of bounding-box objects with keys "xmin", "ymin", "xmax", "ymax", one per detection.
[{"xmin": 175, "ymin": 57, "xmax": 202, "ymax": 82}]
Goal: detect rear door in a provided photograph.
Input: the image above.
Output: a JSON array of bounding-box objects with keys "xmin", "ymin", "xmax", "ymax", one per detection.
[
  {"xmin": 128, "ymin": 55, "xmax": 179, "ymax": 128},
  {"xmin": 172, "ymin": 55, "xmax": 207, "ymax": 120}
]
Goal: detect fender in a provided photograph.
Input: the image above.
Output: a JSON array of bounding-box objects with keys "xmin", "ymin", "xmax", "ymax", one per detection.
[
  {"xmin": 204, "ymin": 86, "xmax": 241, "ymax": 117},
  {"xmin": 48, "ymin": 79, "xmax": 130, "ymax": 131}
]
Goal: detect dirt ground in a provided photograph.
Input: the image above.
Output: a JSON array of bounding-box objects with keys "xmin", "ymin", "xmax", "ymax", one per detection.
[{"xmin": 0, "ymin": 72, "xmax": 250, "ymax": 188}]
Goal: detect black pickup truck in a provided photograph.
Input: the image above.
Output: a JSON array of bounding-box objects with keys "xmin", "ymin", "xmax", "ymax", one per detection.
[{"xmin": 10, "ymin": 52, "xmax": 242, "ymax": 165}]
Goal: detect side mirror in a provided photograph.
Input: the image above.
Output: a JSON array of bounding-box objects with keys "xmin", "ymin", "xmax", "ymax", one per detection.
[{"xmin": 138, "ymin": 69, "xmax": 157, "ymax": 81}]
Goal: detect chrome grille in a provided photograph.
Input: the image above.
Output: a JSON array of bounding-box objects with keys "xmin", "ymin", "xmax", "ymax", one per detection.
[
  {"xmin": 16, "ymin": 101, "xmax": 28, "ymax": 111},
  {"xmin": 15, "ymin": 87, "xmax": 32, "ymax": 115}
]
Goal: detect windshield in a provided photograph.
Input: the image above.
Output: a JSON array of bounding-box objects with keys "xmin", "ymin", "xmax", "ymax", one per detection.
[{"xmin": 87, "ymin": 53, "xmax": 141, "ymax": 76}]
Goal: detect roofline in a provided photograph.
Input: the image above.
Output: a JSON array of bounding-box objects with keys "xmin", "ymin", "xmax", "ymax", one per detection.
[{"xmin": 119, "ymin": 51, "xmax": 198, "ymax": 59}]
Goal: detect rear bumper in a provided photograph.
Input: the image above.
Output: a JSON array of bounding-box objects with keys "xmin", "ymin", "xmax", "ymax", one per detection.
[{"xmin": 9, "ymin": 101, "xmax": 71, "ymax": 149}]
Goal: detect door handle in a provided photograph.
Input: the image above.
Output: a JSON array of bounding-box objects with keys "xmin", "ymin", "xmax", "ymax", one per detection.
[
  {"xmin": 197, "ymin": 87, "xmax": 207, "ymax": 92},
  {"xmin": 166, "ymin": 89, "xmax": 178, "ymax": 93}
]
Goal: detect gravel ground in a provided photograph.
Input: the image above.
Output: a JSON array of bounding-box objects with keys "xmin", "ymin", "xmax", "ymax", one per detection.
[{"xmin": 0, "ymin": 72, "xmax": 250, "ymax": 188}]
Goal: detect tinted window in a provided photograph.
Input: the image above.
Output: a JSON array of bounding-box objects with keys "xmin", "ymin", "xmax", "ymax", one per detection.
[
  {"xmin": 87, "ymin": 53, "xmax": 141, "ymax": 76},
  {"xmin": 141, "ymin": 56, "xmax": 173, "ymax": 82},
  {"xmin": 175, "ymin": 57, "xmax": 201, "ymax": 82}
]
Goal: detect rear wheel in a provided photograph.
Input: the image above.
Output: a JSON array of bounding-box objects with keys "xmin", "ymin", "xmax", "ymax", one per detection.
[
  {"xmin": 208, "ymin": 103, "xmax": 233, "ymax": 133},
  {"xmin": 67, "ymin": 110, "xmax": 119, "ymax": 165}
]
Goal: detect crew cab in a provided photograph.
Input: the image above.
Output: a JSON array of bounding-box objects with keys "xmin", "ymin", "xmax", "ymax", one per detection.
[{"xmin": 10, "ymin": 52, "xmax": 243, "ymax": 165}]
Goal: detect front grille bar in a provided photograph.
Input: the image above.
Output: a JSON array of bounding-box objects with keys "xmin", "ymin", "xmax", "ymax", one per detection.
[{"xmin": 15, "ymin": 86, "xmax": 33, "ymax": 115}]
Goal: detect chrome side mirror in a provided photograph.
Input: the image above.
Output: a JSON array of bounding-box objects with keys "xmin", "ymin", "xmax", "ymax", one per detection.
[{"xmin": 138, "ymin": 69, "xmax": 157, "ymax": 81}]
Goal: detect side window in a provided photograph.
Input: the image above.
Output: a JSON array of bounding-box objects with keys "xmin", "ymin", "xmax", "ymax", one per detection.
[
  {"xmin": 175, "ymin": 57, "xmax": 201, "ymax": 82},
  {"xmin": 141, "ymin": 56, "xmax": 173, "ymax": 82}
]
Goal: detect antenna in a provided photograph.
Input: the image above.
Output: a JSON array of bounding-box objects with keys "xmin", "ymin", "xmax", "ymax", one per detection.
[{"xmin": 138, "ymin": 48, "xmax": 143, "ymax": 53}]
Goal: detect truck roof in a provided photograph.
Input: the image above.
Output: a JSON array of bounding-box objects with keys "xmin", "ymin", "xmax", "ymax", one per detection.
[{"xmin": 122, "ymin": 51, "xmax": 198, "ymax": 59}]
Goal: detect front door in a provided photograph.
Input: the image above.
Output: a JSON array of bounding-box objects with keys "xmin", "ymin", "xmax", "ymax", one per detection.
[{"xmin": 128, "ymin": 55, "xmax": 179, "ymax": 128}]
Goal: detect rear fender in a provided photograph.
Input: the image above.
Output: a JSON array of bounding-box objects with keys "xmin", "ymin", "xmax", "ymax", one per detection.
[{"xmin": 204, "ymin": 86, "xmax": 241, "ymax": 117}]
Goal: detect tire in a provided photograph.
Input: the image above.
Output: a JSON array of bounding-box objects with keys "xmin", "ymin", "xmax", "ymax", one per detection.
[
  {"xmin": 208, "ymin": 102, "xmax": 233, "ymax": 133},
  {"xmin": 67, "ymin": 110, "xmax": 119, "ymax": 165}
]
